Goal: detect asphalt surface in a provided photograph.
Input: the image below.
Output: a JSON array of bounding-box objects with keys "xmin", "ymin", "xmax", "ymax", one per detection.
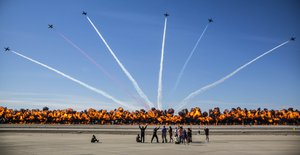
[
  {"xmin": 0, "ymin": 133, "xmax": 299, "ymax": 155},
  {"xmin": 0, "ymin": 124, "xmax": 299, "ymax": 135}
]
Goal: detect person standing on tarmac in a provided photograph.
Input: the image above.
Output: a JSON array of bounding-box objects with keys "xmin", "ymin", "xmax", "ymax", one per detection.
[
  {"xmin": 151, "ymin": 126, "xmax": 160, "ymax": 143},
  {"xmin": 168, "ymin": 126, "xmax": 174, "ymax": 143},
  {"xmin": 204, "ymin": 127, "xmax": 209, "ymax": 142},
  {"xmin": 139, "ymin": 124, "xmax": 148, "ymax": 143},
  {"xmin": 161, "ymin": 126, "xmax": 167, "ymax": 143}
]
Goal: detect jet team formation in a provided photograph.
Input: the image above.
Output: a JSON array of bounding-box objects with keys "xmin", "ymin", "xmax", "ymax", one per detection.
[{"xmin": 3, "ymin": 11, "xmax": 296, "ymax": 111}]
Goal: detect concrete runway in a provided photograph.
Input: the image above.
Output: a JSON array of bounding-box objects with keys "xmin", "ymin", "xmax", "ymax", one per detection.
[
  {"xmin": 0, "ymin": 133, "xmax": 299, "ymax": 155},
  {"xmin": 0, "ymin": 124, "xmax": 299, "ymax": 135}
]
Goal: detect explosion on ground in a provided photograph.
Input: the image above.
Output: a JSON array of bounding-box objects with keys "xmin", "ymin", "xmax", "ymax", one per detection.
[{"xmin": 1, "ymin": 106, "xmax": 299, "ymax": 125}]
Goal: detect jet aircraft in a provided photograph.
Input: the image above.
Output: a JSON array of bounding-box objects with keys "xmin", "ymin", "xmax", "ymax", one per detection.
[
  {"xmin": 290, "ymin": 37, "xmax": 296, "ymax": 41},
  {"xmin": 4, "ymin": 47, "xmax": 10, "ymax": 52}
]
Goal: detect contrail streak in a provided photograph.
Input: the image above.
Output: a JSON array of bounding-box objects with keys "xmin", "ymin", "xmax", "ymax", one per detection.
[
  {"xmin": 56, "ymin": 31, "xmax": 114, "ymax": 80},
  {"xmin": 86, "ymin": 16, "xmax": 154, "ymax": 108},
  {"xmin": 55, "ymin": 31, "xmax": 148, "ymax": 109},
  {"xmin": 157, "ymin": 16, "xmax": 168, "ymax": 110},
  {"xmin": 173, "ymin": 24, "xmax": 209, "ymax": 92},
  {"xmin": 11, "ymin": 50, "xmax": 136, "ymax": 110},
  {"xmin": 176, "ymin": 40, "xmax": 290, "ymax": 111}
]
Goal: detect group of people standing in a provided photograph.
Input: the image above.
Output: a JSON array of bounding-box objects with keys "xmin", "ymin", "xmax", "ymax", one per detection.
[
  {"xmin": 137, "ymin": 124, "xmax": 210, "ymax": 144},
  {"xmin": 173, "ymin": 126, "xmax": 193, "ymax": 144}
]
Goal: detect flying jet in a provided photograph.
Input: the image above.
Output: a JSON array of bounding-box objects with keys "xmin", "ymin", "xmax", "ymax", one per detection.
[
  {"xmin": 208, "ymin": 18, "xmax": 213, "ymax": 23},
  {"xmin": 48, "ymin": 24, "xmax": 54, "ymax": 29},
  {"xmin": 290, "ymin": 37, "xmax": 296, "ymax": 41},
  {"xmin": 164, "ymin": 13, "xmax": 169, "ymax": 17},
  {"xmin": 82, "ymin": 11, "xmax": 87, "ymax": 15},
  {"xmin": 4, "ymin": 47, "xmax": 10, "ymax": 52}
]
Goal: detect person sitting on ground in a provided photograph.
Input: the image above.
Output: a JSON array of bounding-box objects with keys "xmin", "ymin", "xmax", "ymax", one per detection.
[
  {"xmin": 91, "ymin": 134, "xmax": 99, "ymax": 143},
  {"xmin": 174, "ymin": 135, "xmax": 180, "ymax": 144},
  {"xmin": 136, "ymin": 134, "xmax": 142, "ymax": 143}
]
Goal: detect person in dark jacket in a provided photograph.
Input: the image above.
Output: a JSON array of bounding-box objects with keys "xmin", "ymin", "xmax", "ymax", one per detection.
[
  {"xmin": 182, "ymin": 129, "xmax": 187, "ymax": 144},
  {"xmin": 168, "ymin": 126, "xmax": 173, "ymax": 143},
  {"xmin": 139, "ymin": 124, "xmax": 148, "ymax": 143},
  {"xmin": 136, "ymin": 134, "xmax": 142, "ymax": 143},
  {"xmin": 187, "ymin": 128, "xmax": 192, "ymax": 143},
  {"xmin": 204, "ymin": 127, "xmax": 209, "ymax": 142},
  {"xmin": 162, "ymin": 126, "xmax": 167, "ymax": 143},
  {"xmin": 151, "ymin": 126, "xmax": 160, "ymax": 143},
  {"xmin": 91, "ymin": 135, "xmax": 99, "ymax": 143}
]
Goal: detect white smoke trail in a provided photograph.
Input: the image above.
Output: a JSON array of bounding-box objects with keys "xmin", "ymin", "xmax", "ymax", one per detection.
[
  {"xmin": 176, "ymin": 40, "xmax": 290, "ymax": 111},
  {"xmin": 56, "ymin": 31, "xmax": 115, "ymax": 80},
  {"xmin": 55, "ymin": 31, "xmax": 148, "ymax": 109},
  {"xmin": 157, "ymin": 17, "xmax": 168, "ymax": 110},
  {"xmin": 11, "ymin": 50, "xmax": 137, "ymax": 110},
  {"xmin": 173, "ymin": 24, "xmax": 209, "ymax": 92},
  {"xmin": 86, "ymin": 16, "xmax": 154, "ymax": 108}
]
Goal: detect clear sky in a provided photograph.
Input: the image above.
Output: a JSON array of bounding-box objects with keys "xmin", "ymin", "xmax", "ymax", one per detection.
[{"xmin": 0, "ymin": 0, "xmax": 299, "ymax": 112}]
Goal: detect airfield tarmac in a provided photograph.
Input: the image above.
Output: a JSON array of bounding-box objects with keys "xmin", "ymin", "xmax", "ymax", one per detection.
[
  {"xmin": 0, "ymin": 133, "xmax": 299, "ymax": 155},
  {"xmin": 1, "ymin": 124, "xmax": 299, "ymax": 135},
  {"xmin": 0, "ymin": 125, "xmax": 300, "ymax": 155}
]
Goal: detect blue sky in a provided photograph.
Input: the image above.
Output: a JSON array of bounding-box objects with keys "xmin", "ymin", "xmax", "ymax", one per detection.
[{"xmin": 0, "ymin": 0, "xmax": 299, "ymax": 111}]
